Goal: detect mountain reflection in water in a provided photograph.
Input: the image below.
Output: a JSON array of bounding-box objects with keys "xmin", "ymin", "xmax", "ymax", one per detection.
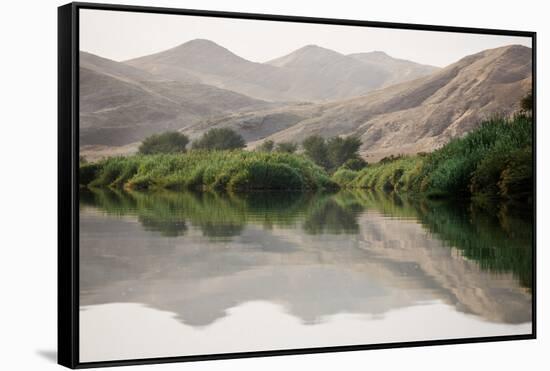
[{"xmin": 79, "ymin": 189, "xmax": 532, "ymax": 361}]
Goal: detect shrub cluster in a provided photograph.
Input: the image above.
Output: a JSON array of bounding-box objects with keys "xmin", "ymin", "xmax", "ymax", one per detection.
[
  {"xmin": 191, "ymin": 128, "xmax": 245, "ymax": 150},
  {"xmin": 302, "ymin": 135, "xmax": 363, "ymax": 172},
  {"xmin": 138, "ymin": 131, "xmax": 189, "ymax": 155},
  {"xmin": 80, "ymin": 150, "xmax": 337, "ymax": 192},
  {"xmin": 138, "ymin": 128, "xmax": 247, "ymax": 155}
]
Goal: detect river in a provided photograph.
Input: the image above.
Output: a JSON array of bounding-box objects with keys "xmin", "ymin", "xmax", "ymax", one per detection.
[{"xmin": 79, "ymin": 189, "xmax": 532, "ymax": 362}]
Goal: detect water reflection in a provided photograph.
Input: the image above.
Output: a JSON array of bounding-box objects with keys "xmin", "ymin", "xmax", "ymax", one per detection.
[{"xmin": 79, "ymin": 188, "xmax": 532, "ymax": 359}]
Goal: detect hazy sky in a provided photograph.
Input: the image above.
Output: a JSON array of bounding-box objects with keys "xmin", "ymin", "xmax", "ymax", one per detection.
[{"xmin": 80, "ymin": 9, "xmax": 531, "ymax": 67}]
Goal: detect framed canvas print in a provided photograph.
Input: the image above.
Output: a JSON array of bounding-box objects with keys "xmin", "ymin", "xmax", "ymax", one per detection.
[{"xmin": 58, "ymin": 2, "xmax": 536, "ymax": 368}]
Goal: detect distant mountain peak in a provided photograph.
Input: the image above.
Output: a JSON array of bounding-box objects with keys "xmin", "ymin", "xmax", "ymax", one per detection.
[
  {"xmin": 177, "ymin": 38, "xmax": 226, "ymax": 50},
  {"xmin": 266, "ymin": 44, "xmax": 345, "ymax": 68},
  {"xmin": 125, "ymin": 38, "xmax": 244, "ymax": 68},
  {"xmin": 364, "ymin": 50, "xmax": 390, "ymax": 57},
  {"xmin": 300, "ymin": 44, "xmax": 321, "ymax": 49},
  {"xmin": 170, "ymin": 38, "xmax": 240, "ymax": 57},
  {"xmin": 299, "ymin": 44, "xmax": 334, "ymax": 52},
  {"xmin": 282, "ymin": 44, "xmax": 341, "ymax": 56},
  {"xmin": 184, "ymin": 38, "xmax": 218, "ymax": 45}
]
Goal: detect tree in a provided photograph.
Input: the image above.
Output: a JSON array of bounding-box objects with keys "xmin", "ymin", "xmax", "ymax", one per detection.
[
  {"xmin": 326, "ymin": 136, "xmax": 362, "ymax": 170},
  {"xmin": 192, "ymin": 128, "xmax": 246, "ymax": 150},
  {"xmin": 302, "ymin": 135, "xmax": 330, "ymax": 169},
  {"xmin": 257, "ymin": 140, "xmax": 274, "ymax": 152},
  {"xmin": 276, "ymin": 142, "xmax": 298, "ymax": 153},
  {"xmin": 302, "ymin": 135, "xmax": 363, "ymax": 171},
  {"xmin": 138, "ymin": 131, "xmax": 189, "ymax": 155},
  {"xmin": 521, "ymin": 91, "xmax": 533, "ymax": 112}
]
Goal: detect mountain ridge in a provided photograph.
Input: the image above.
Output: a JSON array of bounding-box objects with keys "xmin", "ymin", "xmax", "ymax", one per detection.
[
  {"xmin": 179, "ymin": 44, "xmax": 532, "ymax": 161},
  {"xmin": 79, "ymin": 51, "xmax": 274, "ymax": 146},
  {"xmin": 125, "ymin": 39, "xmax": 439, "ymax": 102},
  {"xmin": 80, "ymin": 43, "xmax": 532, "ymax": 162}
]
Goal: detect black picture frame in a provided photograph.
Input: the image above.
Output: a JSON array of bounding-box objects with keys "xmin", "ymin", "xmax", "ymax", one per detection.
[{"xmin": 58, "ymin": 2, "xmax": 537, "ymax": 368}]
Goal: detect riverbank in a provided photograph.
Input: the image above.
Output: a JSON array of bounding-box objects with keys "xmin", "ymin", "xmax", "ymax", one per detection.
[
  {"xmin": 333, "ymin": 114, "xmax": 533, "ymax": 203},
  {"xmin": 79, "ymin": 150, "xmax": 337, "ymax": 191},
  {"xmin": 80, "ymin": 114, "xmax": 532, "ymax": 201}
]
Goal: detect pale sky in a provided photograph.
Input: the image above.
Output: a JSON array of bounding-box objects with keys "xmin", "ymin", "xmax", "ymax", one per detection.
[{"xmin": 80, "ymin": 9, "xmax": 531, "ymax": 67}]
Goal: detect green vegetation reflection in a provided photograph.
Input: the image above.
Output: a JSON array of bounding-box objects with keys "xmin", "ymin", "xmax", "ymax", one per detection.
[{"xmin": 81, "ymin": 188, "xmax": 532, "ymax": 288}]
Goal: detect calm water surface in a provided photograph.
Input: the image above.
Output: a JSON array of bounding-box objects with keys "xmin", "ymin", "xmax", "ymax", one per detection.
[{"xmin": 79, "ymin": 189, "xmax": 532, "ymax": 362}]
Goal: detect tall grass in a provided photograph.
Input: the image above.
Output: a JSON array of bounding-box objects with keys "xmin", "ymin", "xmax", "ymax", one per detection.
[
  {"xmin": 80, "ymin": 150, "xmax": 337, "ymax": 191},
  {"xmin": 333, "ymin": 115, "xmax": 533, "ymax": 202}
]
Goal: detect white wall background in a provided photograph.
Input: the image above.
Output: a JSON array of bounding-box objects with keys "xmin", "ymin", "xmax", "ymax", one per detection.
[{"xmin": 0, "ymin": 0, "xmax": 546, "ymax": 369}]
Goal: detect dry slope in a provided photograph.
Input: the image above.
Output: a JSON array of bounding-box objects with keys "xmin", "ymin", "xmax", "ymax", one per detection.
[
  {"xmin": 80, "ymin": 51, "xmax": 272, "ymax": 146},
  {"xmin": 188, "ymin": 45, "xmax": 532, "ymax": 161}
]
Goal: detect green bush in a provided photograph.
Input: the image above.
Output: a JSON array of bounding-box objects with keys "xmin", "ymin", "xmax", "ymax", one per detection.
[
  {"xmin": 498, "ymin": 147, "xmax": 532, "ymax": 201},
  {"xmin": 228, "ymin": 162, "xmax": 302, "ymax": 190},
  {"xmin": 88, "ymin": 157, "xmax": 130, "ymax": 188},
  {"xmin": 302, "ymin": 135, "xmax": 363, "ymax": 172},
  {"xmin": 192, "ymin": 128, "xmax": 246, "ymax": 150},
  {"xmin": 352, "ymin": 156, "xmax": 420, "ymax": 192},
  {"xmin": 79, "ymin": 163, "xmax": 101, "ymax": 186},
  {"xmin": 470, "ymin": 151, "xmax": 510, "ymax": 198},
  {"xmin": 343, "ymin": 114, "xmax": 532, "ymax": 201},
  {"xmin": 138, "ymin": 131, "xmax": 189, "ymax": 155},
  {"xmin": 411, "ymin": 114, "xmax": 532, "ymax": 197},
  {"xmin": 521, "ymin": 91, "xmax": 533, "ymax": 112},
  {"xmin": 302, "ymin": 135, "xmax": 330, "ymax": 169},
  {"xmin": 326, "ymin": 136, "xmax": 362, "ymax": 171}
]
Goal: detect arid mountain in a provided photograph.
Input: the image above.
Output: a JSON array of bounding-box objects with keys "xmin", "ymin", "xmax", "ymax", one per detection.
[
  {"xmin": 125, "ymin": 40, "xmax": 436, "ymax": 102},
  {"xmin": 81, "ymin": 51, "xmax": 161, "ymax": 83},
  {"xmin": 182, "ymin": 45, "xmax": 531, "ymax": 160},
  {"xmin": 265, "ymin": 45, "xmax": 391, "ymax": 100},
  {"xmin": 81, "ymin": 44, "xmax": 532, "ymax": 161},
  {"xmin": 348, "ymin": 51, "xmax": 439, "ymax": 87},
  {"xmin": 79, "ymin": 51, "xmax": 272, "ymax": 146},
  {"xmin": 125, "ymin": 39, "xmax": 294, "ymax": 102},
  {"xmin": 80, "ymin": 66, "xmax": 181, "ymax": 146}
]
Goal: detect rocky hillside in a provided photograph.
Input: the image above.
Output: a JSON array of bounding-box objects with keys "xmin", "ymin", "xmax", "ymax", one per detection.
[
  {"xmin": 80, "ymin": 51, "xmax": 273, "ymax": 146},
  {"xmin": 81, "ymin": 43, "xmax": 532, "ymax": 161},
  {"xmin": 183, "ymin": 45, "xmax": 531, "ymax": 161}
]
